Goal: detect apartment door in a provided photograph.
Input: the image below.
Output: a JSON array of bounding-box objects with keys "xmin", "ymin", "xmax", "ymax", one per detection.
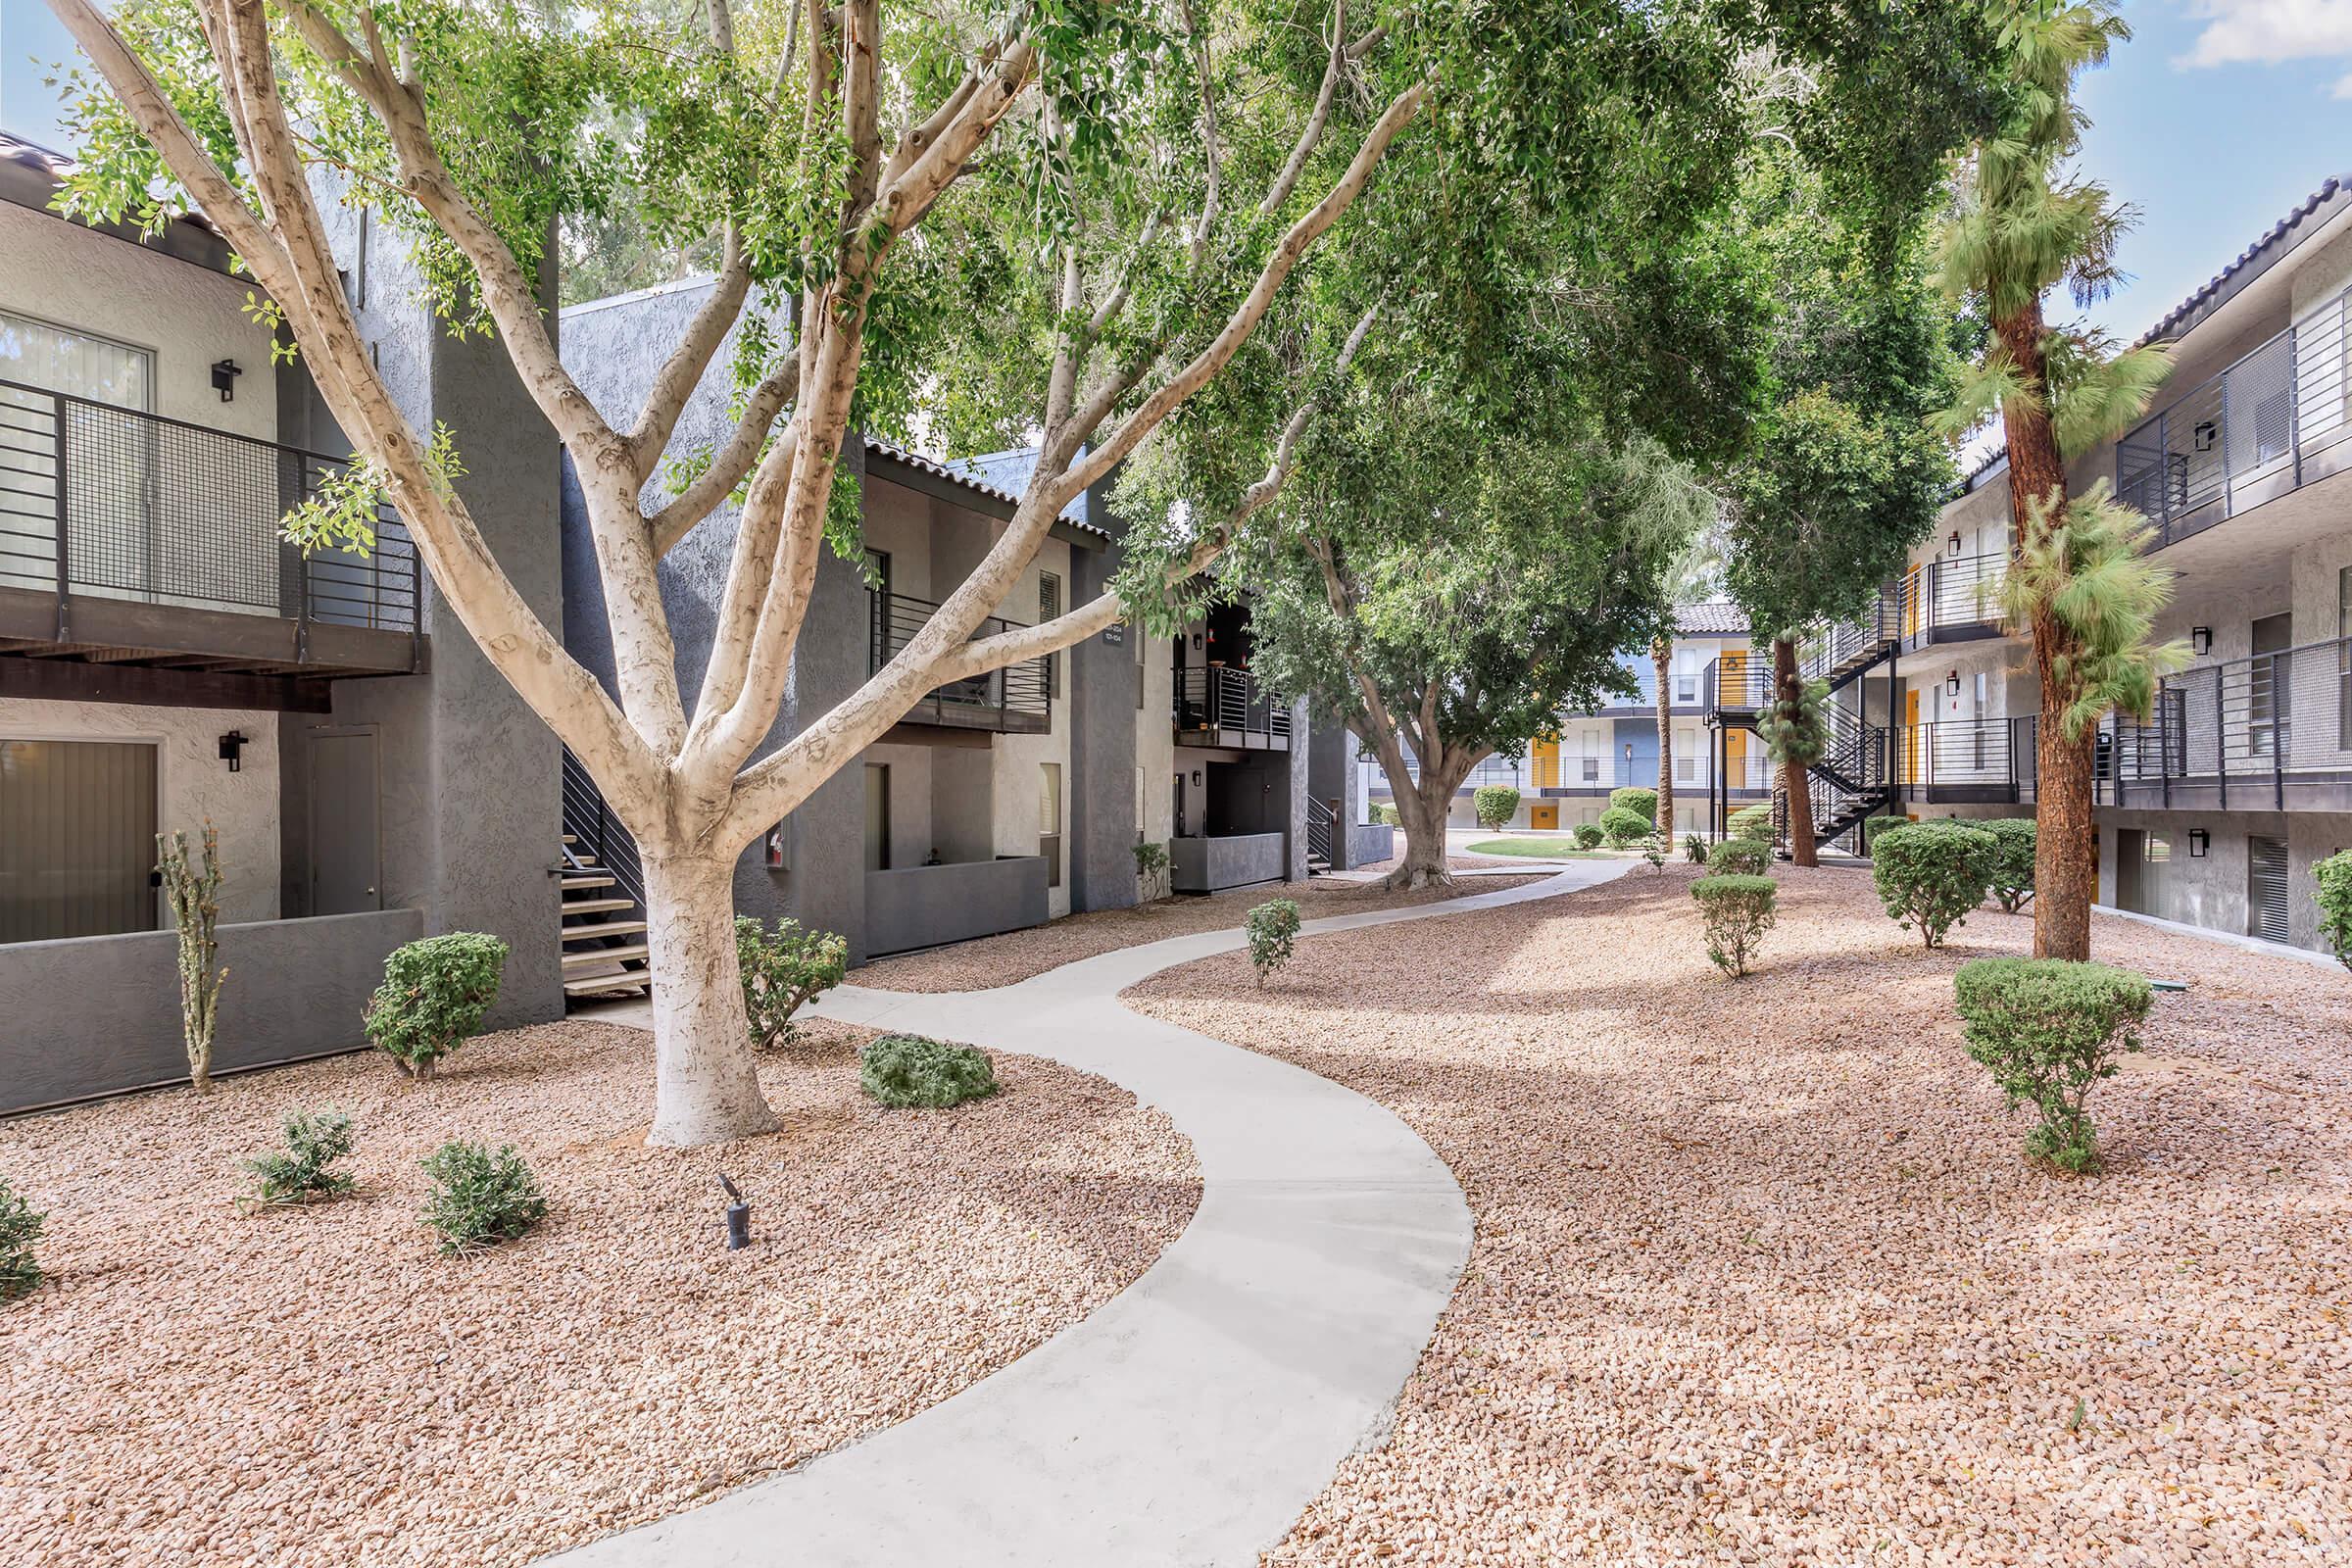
[
  {"xmin": 308, "ymin": 729, "xmax": 382, "ymax": 914},
  {"xmin": 0, "ymin": 737, "xmax": 159, "ymax": 941},
  {"xmin": 2249, "ymin": 612, "xmax": 2291, "ymax": 759},
  {"xmin": 2114, "ymin": 829, "xmax": 2146, "ymax": 914},
  {"xmin": 1723, "ymin": 726, "xmax": 1748, "ymax": 792},
  {"xmin": 1530, "ymin": 735, "xmax": 1558, "ymax": 789},
  {"xmin": 1903, "ymin": 688, "xmax": 1922, "ymax": 786},
  {"xmin": 863, "ymin": 764, "xmax": 891, "ymax": 872},
  {"xmin": 2248, "ymin": 835, "xmax": 2289, "ymax": 943}
]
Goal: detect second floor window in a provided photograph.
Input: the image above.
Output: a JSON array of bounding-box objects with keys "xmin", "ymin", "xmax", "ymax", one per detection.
[{"xmin": 1040, "ymin": 572, "xmax": 1061, "ymax": 698}]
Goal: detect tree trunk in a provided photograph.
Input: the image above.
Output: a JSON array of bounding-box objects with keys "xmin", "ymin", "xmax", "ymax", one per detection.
[
  {"xmin": 1386, "ymin": 774, "xmax": 1455, "ymax": 889},
  {"xmin": 640, "ymin": 855, "xmax": 780, "ymax": 1147},
  {"xmin": 1774, "ymin": 635, "xmax": 1819, "ymax": 867},
  {"xmin": 1995, "ymin": 295, "xmax": 2091, "ymax": 960},
  {"xmin": 1653, "ymin": 635, "xmax": 1674, "ymax": 838}
]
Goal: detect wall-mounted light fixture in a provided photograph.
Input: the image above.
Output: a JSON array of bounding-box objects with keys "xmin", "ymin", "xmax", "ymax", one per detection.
[
  {"xmin": 1189, "ymin": 768, "xmax": 1202, "ymax": 788},
  {"xmin": 2192, "ymin": 419, "xmax": 2218, "ymax": 453},
  {"xmin": 1191, "ymin": 631, "xmax": 1204, "ymax": 651},
  {"xmin": 210, "ymin": 359, "xmax": 242, "ymax": 402},
  {"xmin": 218, "ymin": 730, "xmax": 246, "ymax": 772},
  {"xmin": 1946, "ymin": 670, "xmax": 1961, "ymax": 697},
  {"xmin": 2188, "ymin": 828, "xmax": 2210, "ymax": 858},
  {"xmin": 2192, "ymin": 626, "xmax": 2213, "ymax": 657},
  {"xmin": 1947, "ymin": 530, "xmax": 1962, "ymax": 557}
]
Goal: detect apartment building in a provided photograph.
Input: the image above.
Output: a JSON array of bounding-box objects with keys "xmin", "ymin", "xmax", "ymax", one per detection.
[{"xmin": 0, "ymin": 133, "xmax": 565, "ymax": 1111}]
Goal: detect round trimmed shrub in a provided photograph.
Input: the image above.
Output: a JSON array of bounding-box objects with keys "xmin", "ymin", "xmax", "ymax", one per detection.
[
  {"xmin": 860, "ymin": 1034, "xmax": 999, "ymax": 1108},
  {"xmin": 2319, "ymin": 849, "xmax": 2352, "ymax": 971},
  {"xmin": 1690, "ymin": 874, "xmax": 1777, "ymax": 977},
  {"xmin": 1981, "ymin": 818, "xmax": 2036, "ymax": 913},
  {"xmin": 1572, "ymin": 822, "xmax": 1604, "ymax": 850},
  {"xmin": 365, "ymin": 932, "xmax": 509, "ymax": 1080},
  {"xmin": 1597, "ymin": 806, "xmax": 1650, "ymax": 847},
  {"xmin": 736, "ymin": 915, "xmax": 848, "ymax": 1049},
  {"xmin": 1859, "ymin": 813, "xmax": 1907, "ymax": 858},
  {"xmin": 1707, "ymin": 838, "xmax": 1771, "ymax": 877},
  {"xmin": 1728, "ymin": 803, "xmax": 1774, "ymax": 841},
  {"xmin": 1609, "ymin": 786, "xmax": 1658, "ymax": 824},
  {"xmin": 1954, "ymin": 958, "xmax": 2150, "ymax": 1173},
  {"xmin": 1870, "ymin": 821, "xmax": 1997, "ymax": 949},
  {"xmin": 1473, "ymin": 784, "xmax": 1522, "ymax": 831},
  {"xmin": 1373, "ymin": 802, "xmax": 1401, "ymax": 828}
]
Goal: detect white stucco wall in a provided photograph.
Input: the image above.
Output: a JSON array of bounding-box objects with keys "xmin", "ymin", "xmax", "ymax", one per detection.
[
  {"xmin": 1137, "ymin": 629, "xmax": 1174, "ymax": 846},
  {"xmin": 0, "ymin": 697, "xmax": 280, "ymax": 925},
  {"xmin": 989, "ymin": 540, "xmax": 1077, "ymax": 918}
]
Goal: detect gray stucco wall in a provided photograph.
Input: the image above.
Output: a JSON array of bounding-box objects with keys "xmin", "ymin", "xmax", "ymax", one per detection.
[
  {"xmin": 1172, "ymin": 832, "xmax": 1287, "ymax": 893},
  {"xmin": 1068, "ymin": 485, "xmax": 1139, "ymax": 913},
  {"xmin": 1349, "ymin": 823, "xmax": 1396, "ymax": 867},
  {"xmin": 0, "ymin": 908, "xmax": 421, "ymax": 1113},
  {"xmin": 864, "ymin": 857, "xmax": 1051, "ymax": 957}
]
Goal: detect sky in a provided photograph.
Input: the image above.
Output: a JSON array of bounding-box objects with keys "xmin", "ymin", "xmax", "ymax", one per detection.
[{"xmin": 4, "ymin": 0, "xmax": 2350, "ymax": 347}]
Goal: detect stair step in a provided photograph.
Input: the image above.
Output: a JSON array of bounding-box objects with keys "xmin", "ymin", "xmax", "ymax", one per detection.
[
  {"xmin": 564, "ymin": 943, "xmax": 651, "ymax": 970},
  {"xmin": 561, "ymin": 873, "xmax": 616, "ymax": 891},
  {"xmin": 562, "ymin": 896, "xmax": 634, "ymax": 915},
  {"xmin": 564, "ymin": 971, "xmax": 651, "ymax": 997},
  {"xmin": 562, "ymin": 919, "xmax": 648, "ymax": 943},
  {"xmin": 562, "ymin": 834, "xmax": 577, "ymax": 845}
]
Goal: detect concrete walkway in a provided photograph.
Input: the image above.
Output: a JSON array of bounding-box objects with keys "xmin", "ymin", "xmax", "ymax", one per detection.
[{"xmin": 548, "ymin": 859, "xmax": 1629, "ymax": 1568}]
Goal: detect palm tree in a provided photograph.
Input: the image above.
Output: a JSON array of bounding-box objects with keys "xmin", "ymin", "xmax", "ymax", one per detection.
[
  {"xmin": 1653, "ymin": 631, "xmax": 1674, "ymax": 836},
  {"xmin": 1934, "ymin": 0, "xmax": 2176, "ymax": 959}
]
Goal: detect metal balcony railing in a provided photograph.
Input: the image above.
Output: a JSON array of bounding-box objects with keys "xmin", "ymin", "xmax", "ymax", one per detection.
[
  {"xmin": 0, "ymin": 377, "xmax": 419, "ymax": 643},
  {"xmin": 2114, "ymin": 280, "xmax": 2352, "ymax": 549},
  {"xmin": 869, "ymin": 590, "xmax": 1053, "ymax": 733},
  {"xmin": 2093, "ymin": 634, "xmax": 2352, "ymax": 808},
  {"xmin": 1173, "ymin": 664, "xmax": 1291, "ymax": 745},
  {"xmin": 1922, "ymin": 553, "xmax": 2009, "ymax": 634},
  {"xmin": 1894, "ymin": 716, "xmax": 2038, "ymax": 802}
]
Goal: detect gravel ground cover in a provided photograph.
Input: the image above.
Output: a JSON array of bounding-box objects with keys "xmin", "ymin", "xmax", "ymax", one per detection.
[
  {"xmin": 854, "ymin": 867, "xmax": 1543, "ymax": 992},
  {"xmin": 0, "ymin": 1016, "xmax": 1199, "ymax": 1568},
  {"xmin": 1127, "ymin": 863, "xmax": 2352, "ymax": 1565}
]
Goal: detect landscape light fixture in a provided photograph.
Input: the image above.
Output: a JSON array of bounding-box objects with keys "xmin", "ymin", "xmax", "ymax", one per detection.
[
  {"xmin": 2192, "ymin": 626, "xmax": 2213, "ymax": 656},
  {"xmin": 211, "ymin": 359, "xmax": 241, "ymax": 402},
  {"xmin": 218, "ymin": 730, "xmax": 246, "ymax": 771},
  {"xmin": 2188, "ymin": 829, "xmax": 2209, "ymax": 858},
  {"xmin": 717, "ymin": 1172, "xmax": 751, "ymax": 1250}
]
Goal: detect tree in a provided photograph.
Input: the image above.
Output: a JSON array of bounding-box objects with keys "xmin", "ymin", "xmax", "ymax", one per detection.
[
  {"xmin": 1934, "ymin": 0, "xmax": 2179, "ymax": 959},
  {"xmin": 1649, "ymin": 539, "xmax": 1722, "ymax": 837}
]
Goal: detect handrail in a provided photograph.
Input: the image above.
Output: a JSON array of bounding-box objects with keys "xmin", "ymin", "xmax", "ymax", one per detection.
[
  {"xmin": 869, "ymin": 589, "xmax": 1052, "ymax": 730},
  {"xmin": 1173, "ymin": 664, "xmax": 1292, "ymax": 740},
  {"xmin": 561, "ymin": 747, "xmax": 647, "ymax": 910},
  {"xmin": 1304, "ymin": 794, "xmax": 1337, "ymax": 868}
]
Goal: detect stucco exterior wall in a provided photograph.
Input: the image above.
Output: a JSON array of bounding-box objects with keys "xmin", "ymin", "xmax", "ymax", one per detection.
[{"xmin": 0, "ymin": 696, "xmax": 280, "ymax": 925}]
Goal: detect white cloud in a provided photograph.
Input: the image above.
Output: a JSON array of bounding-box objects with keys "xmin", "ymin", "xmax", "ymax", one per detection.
[{"xmin": 2176, "ymin": 0, "xmax": 2352, "ymax": 74}]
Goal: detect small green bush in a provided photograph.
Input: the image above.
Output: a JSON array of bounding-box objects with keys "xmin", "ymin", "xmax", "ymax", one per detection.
[
  {"xmin": 1691, "ymin": 874, "xmax": 1777, "ymax": 977},
  {"xmin": 1572, "ymin": 822, "xmax": 1604, "ymax": 850},
  {"xmin": 1473, "ymin": 784, "xmax": 1522, "ymax": 831},
  {"xmin": 1133, "ymin": 839, "xmax": 1173, "ymax": 903},
  {"xmin": 1373, "ymin": 803, "xmax": 1401, "ymax": 828},
  {"xmin": 736, "ymin": 916, "xmax": 848, "ymax": 1050},
  {"xmin": 1683, "ymin": 834, "xmax": 1707, "ymax": 864},
  {"xmin": 243, "ymin": 1109, "xmax": 357, "ymax": 1207},
  {"xmin": 2319, "ymin": 849, "xmax": 2352, "ymax": 971},
  {"xmin": 1641, "ymin": 835, "xmax": 1667, "ymax": 873},
  {"xmin": 1871, "ymin": 822, "xmax": 1997, "ymax": 949},
  {"xmin": 0, "ymin": 1177, "xmax": 43, "ymax": 1302},
  {"xmin": 1954, "ymin": 958, "xmax": 2150, "ymax": 1173},
  {"xmin": 860, "ymin": 1034, "xmax": 1000, "ymax": 1108},
  {"xmin": 1859, "ymin": 813, "xmax": 1907, "ymax": 857},
  {"xmin": 1728, "ymin": 803, "xmax": 1774, "ymax": 841},
  {"xmin": 1609, "ymin": 786, "xmax": 1658, "ymax": 823},
  {"xmin": 1246, "ymin": 898, "xmax": 1303, "ymax": 987},
  {"xmin": 365, "ymin": 932, "xmax": 508, "ymax": 1080},
  {"xmin": 1597, "ymin": 806, "xmax": 1650, "ymax": 847},
  {"xmin": 1708, "ymin": 838, "xmax": 1771, "ymax": 877},
  {"xmin": 420, "ymin": 1139, "xmax": 546, "ymax": 1254},
  {"xmin": 1981, "ymin": 818, "xmax": 2037, "ymax": 913}
]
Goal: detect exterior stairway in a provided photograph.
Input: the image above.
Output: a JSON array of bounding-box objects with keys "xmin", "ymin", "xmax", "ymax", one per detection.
[
  {"xmin": 1304, "ymin": 795, "xmax": 1338, "ymax": 876},
  {"xmin": 560, "ymin": 749, "xmax": 655, "ymax": 1002}
]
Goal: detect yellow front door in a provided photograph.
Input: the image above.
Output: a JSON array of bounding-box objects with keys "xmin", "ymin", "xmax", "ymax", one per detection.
[
  {"xmin": 1902, "ymin": 564, "xmax": 1923, "ymax": 640},
  {"xmin": 1904, "ymin": 688, "xmax": 1921, "ymax": 786},
  {"xmin": 1530, "ymin": 735, "xmax": 1559, "ymax": 790},
  {"xmin": 1719, "ymin": 648, "xmax": 1749, "ymax": 706},
  {"xmin": 1530, "ymin": 802, "xmax": 1558, "ymax": 831},
  {"xmin": 1725, "ymin": 725, "xmax": 1748, "ymax": 790}
]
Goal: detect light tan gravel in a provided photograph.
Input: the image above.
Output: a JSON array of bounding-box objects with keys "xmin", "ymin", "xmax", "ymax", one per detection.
[
  {"xmin": 1126, "ymin": 863, "xmax": 2352, "ymax": 1565},
  {"xmin": 854, "ymin": 870, "xmax": 1543, "ymax": 992},
  {"xmin": 0, "ymin": 1016, "xmax": 1199, "ymax": 1568}
]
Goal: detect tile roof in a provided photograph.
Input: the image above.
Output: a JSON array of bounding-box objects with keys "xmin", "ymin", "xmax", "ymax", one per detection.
[
  {"xmin": 2132, "ymin": 172, "xmax": 2352, "ymax": 350},
  {"xmin": 1675, "ymin": 602, "xmax": 1747, "ymax": 636},
  {"xmin": 861, "ymin": 440, "xmax": 1106, "ymax": 536}
]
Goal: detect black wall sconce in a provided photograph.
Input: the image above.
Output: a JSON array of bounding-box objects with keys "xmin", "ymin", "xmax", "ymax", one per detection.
[
  {"xmin": 1946, "ymin": 530, "xmax": 1962, "ymax": 557},
  {"xmin": 1189, "ymin": 768, "xmax": 1202, "ymax": 787},
  {"xmin": 2187, "ymin": 829, "xmax": 2209, "ymax": 858},
  {"xmin": 2191, "ymin": 626, "xmax": 2213, "ymax": 656},
  {"xmin": 2192, "ymin": 419, "xmax": 2218, "ymax": 453},
  {"xmin": 1946, "ymin": 670, "xmax": 1960, "ymax": 697},
  {"xmin": 211, "ymin": 358, "xmax": 242, "ymax": 402},
  {"xmin": 218, "ymin": 730, "xmax": 247, "ymax": 771},
  {"xmin": 1191, "ymin": 631, "xmax": 1204, "ymax": 651}
]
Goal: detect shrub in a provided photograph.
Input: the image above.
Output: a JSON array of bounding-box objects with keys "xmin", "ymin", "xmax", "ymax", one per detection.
[
  {"xmin": 1954, "ymin": 958, "xmax": 2150, "ymax": 1173},
  {"xmin": 1133, "ymin": 839, "xmax": 1173, "ymax": 903},
  {"xmin": 1609, "ymin": 786, "xmax": 1658, "ymax": 824},
  {"xmin": 1597, "ymin": 806, "xmax": 1650, "ymax": 847},
  {"xmin": 1728, "ymin": 803, "xmax": 1774, "ymax": 841},
  {"xmin": 1981, "ymin": 818, "xmax": 2037, "ymax": 913},
  {"xmin": 243, "ymin": 1109, "xmax": 357, "ymax": 1207},
  {"xmin": 1683, "ymin": 833, "xmax": 1707, "ymax": 864},
  {"xmin": 1573, "ymin": 823, "xmax": 1604, "ymax": 850},
  {"xmin": 735, "ymin": 916, "xmax": 848, "ymax": 1050},
  {"xmin": 1708, "ymin": 838, "xmax": 1771, "ymax": 877},
  {"xmin": 365, "ymin": 933, "xmax": 508, "ymax": 1080},
  {"xmin": 157, "ymin": 824, "xmax": 227, "ymax": 1093},
  {"xmin": 2319, "ymin": 849, "xmax": 2352, "ymax": 971},
  {"xmin": 1871, "ymin": 822, "xmax": 1997, "ymax": 948},
  {"xmin": 1691, "ymin": 874, "xmax": 1777, "ymax": 977},
  {"xmin": 0, "ymin": 1177, "xmax": 42, "ymax": 1302},
  {"xmin": 860, "ymin": 1034, "xmax": 999, "ymax": 1108},
  {"xmin": 1246, "ymin": 898, "xmax": 1303, "ymax": 986},
  {"xmin": 1473, "ymin": 784, "xmax": 1521, "ymax": 831},
  {"xmin": 1373, "ymin": 802, "xmax": 1401, "ymax": 828},
  {"xmin": 1641, "ymin": 835, "xmax": 1667, "ymax": 873},
  {"xmin": 420, "ymin": 1140, "xmax": 546, "ymax": 1253},
  {"xmin": 1858, "ymin": 813, "xmax": 1907, "ymax": 857}
]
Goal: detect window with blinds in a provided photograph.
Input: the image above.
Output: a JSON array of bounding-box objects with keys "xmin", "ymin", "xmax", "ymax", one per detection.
[
  {"xmin": 2248, "ymin": 836, "xmax": 2289, "ymax": 943},
  {"xmin": 0, "ymin": 738, "xmax": 160, "ymax": 942},
  {"xmin": 1040, "ymin": 572, "xmax": 1061, "ymax": 699}
]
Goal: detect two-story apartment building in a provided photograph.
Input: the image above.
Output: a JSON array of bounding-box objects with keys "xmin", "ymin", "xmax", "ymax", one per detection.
[{"xmin": 0, "ymin": 132, "xmax": 566, "ymax": 1111}]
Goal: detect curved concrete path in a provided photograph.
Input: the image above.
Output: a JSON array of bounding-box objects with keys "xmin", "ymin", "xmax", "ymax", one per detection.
[{"xmin": 549, "ymin": 860, "xmax": 1628, "ymax": 1568}]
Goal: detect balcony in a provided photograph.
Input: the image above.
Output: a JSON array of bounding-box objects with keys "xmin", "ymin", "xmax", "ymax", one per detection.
[
  {"xmin": 869, "ymin": 590, "xmax": 1052, "ymax": 735},
  {"xmin": 2114, "ymin": 281, "xmax": 2352, "ymax": 550},
  {"xmin": 1174, "ymin": 664, "xmax": 1291, "ymax": 750},
  {"xmin": 1895, "ymin": 716, "xmax": 2037, "ymax": 805},
  {"xmin": 1907, "ymin": 553, "xmax": 2008, "ymax": 645},
  {"xmin": 0, "ymin": 378, "xmax": 419, "ymax": 709},
  {"xmin": 2098, "ymin": 633, "xmax": 2352, "ymax": 811}
]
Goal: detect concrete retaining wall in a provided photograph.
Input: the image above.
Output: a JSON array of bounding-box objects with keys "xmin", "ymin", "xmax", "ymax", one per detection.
[
  {"xmin": 1172, "ymin": 832, "xmax": 1286, "ymax": 893},
  {"xmin": 0, "ymin": 908, "xmax": 422, "ymax": 1113},
  {"xmin": 864, "ymin": 857, "xmax": 1050, "ymax": 957}
]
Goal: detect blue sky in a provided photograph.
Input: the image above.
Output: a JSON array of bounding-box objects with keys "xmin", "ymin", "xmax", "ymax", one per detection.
[{"xmin": 5, "ymin": 0, "xmax": 2349, "ymax": 345}]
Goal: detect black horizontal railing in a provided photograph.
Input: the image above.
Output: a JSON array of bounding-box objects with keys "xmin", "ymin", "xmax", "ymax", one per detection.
[
  {"xmin": 0, "ymin": 376, "xmax": 419, "ymax": 646},
  {"xmin": 868, "ymin": 589, "xmax": 1052, "ymax": 731},
  {"xmin": 1895, "ymin": 715, "xmax": 2037, "ymax": 801},
  {"xmin": 1922, "ymin": 553, "xmax": 2008, "ymax": 633},
  {"xmin": 1174, "ymin": 664, "xmax": 1291, "ymax": 742},
  {"xmin": 2095, "ymin": 634, "xmax": 2352, "ymax": 808},
  {"xmin": 2114, "ymin": 280, "xmax": 2351, "ymax": 549},
  {"xmin": 561, "ymin": 747, "xmax": 646, "ymax": 910}
]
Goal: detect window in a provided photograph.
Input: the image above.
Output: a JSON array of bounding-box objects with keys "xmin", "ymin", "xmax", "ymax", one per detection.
[
  {"xmin": 862, "ymin": 765, "xmax": 891, "ymax": 872},
  {"xmin": 1039, "ymin": 762, "xmax": 1062, "ymax": 889},
  {"xmin": 2339, "ymin": 566, "xmax": 2352, "ymax": 750},
  {"xmin": 0, "ymin": 309, "xmax": 153, "ymax": 409},
  {"xmin": 1675, "ymin": 726, "xmax": 1698, "ymax": 783},
  {"xmin": 0, "ymin": 738, "xmax": 161, "ymax": 942},
  {"xmin": 1673, "ymin": 648, "xmax": 1700, "ymax": 703},
  {"xmin": 1040, "ymin": 572, "xmax": 1061, "ymax": 699}
]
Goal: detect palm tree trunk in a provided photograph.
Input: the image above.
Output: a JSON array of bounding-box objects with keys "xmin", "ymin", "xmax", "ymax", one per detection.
[
  {"xmin": 1775, "ymin": 634, "xmax": 1819, "ymax": 867},
  {"xmin": 1653, "ymin": 635, "xmax": 1674, "ymax": 838}
]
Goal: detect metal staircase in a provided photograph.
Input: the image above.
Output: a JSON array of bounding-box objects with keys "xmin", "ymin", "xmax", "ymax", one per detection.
[
  {"xmin": 560, "ymin": 749, "xmax": 655, "ymax": 1002},
  {"xmin": 1303, "ymin": 795, "xmax": 1338, "ymax": 876}
]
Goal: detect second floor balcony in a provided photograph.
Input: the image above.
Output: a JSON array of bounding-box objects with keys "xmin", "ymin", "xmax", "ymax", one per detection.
[
  {"xmin": 2101, "ymin": 632, "xmax": 2352, "ymax": 810},
  {"xmin": 869, "ymin": 589, "xmax": 1052, "ymax": 735},
  {"xmin": 1174, "ymin": 664, "xmax": 1291, "ymax": 750}
]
